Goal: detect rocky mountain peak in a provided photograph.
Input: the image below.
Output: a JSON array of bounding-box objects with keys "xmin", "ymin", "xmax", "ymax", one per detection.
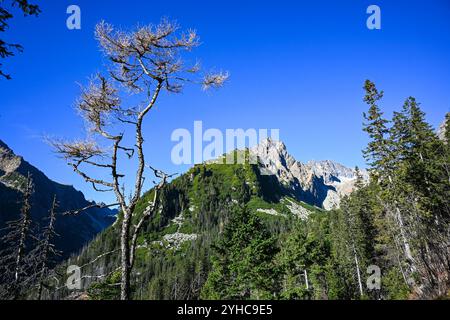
[
  {"xmin": 0, "ymin": 140, "xmax": 24, "ymax": 190},
  {"xmin": 250, "ymin": 138, "xmax": 367, "ymax": 210},
  {"xmin": 257, "ymin": 137, "xmax": 287, "ymax": 152}
]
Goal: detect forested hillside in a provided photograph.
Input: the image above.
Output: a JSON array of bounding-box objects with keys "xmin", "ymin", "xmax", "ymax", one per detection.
[
  {"xmin": 19, "ymin": 82, "xmax": 450, "ymax": 300},
  {"xmin": 47, "ymin": 158, "xmax": 320, "ymax": 299}
]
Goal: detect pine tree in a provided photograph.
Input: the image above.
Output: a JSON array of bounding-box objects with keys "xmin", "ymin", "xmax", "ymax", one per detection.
[
  {"xmin": 278, "ymin": 215, "xmax": 331, "ymax": 300},
  {"xmin": 362, "ymin": 90, "xmax": 450, "ymax": 297},
  {"xmin": 201, "ymin": 205, "xmax": 279, "ymax": 300},
  {"xmin": 330, "ymin": 194, "xmax": 372, "ymax": 299},
  {"xmin": 278, "ymin": 222, "xmax": 310, "ymax": 299},
  {"xmin": 362, "ymin": 80, "xmax": 391, "ymax": 182},
  {"xmin": 353, "ymin": 167, "xmax": 377, "ymax": 259},
  {"xmin": 362, "ymin": 82, "xmax": 415, "ymax": 294},
  {"xmin": 406, "ymin": 98, "xmax": 446, "ymax": 210},
  {"xmin": 392, "ymin": 98, "xmax": 450, "ymax": 296}
]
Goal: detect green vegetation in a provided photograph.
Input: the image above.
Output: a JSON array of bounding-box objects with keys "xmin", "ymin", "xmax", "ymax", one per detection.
[
  {"xmin": 48, "ymin": 81, "xmax": 449, "ymax": 300},
  {"xmin": 201, "ymin": 205, "xmax": 279, "ymax": 300}
]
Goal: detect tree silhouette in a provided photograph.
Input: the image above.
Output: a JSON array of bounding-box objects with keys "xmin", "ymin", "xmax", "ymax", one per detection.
[{"xmin": 0, "ymin": 0, "xmax": 40, "ymax": 79}]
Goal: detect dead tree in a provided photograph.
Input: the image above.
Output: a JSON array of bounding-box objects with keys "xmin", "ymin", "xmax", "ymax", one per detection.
[
  {"xmin": 50, "ymin": 19, "xmax": 228, "ymax": 300},
  {"xmin": 33, "ymin": 194, "xmax": 59, "ymax": 300},
  {"xmin": 0, "ymin": 172, "xmax": 34, "ymax": 299}
]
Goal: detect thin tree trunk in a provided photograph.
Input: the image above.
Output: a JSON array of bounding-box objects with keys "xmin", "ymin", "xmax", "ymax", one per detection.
[
  {"xmin": 392, "ymin": 232, "xmax": 409, "ymax": 286},
  {"xmin": 395, "ymin": 207, "xmax": 416, "ymax": 272},
  {"xmin": 352, "ymin": 243, "xmax": 364, "ymax": 297},
  {"xmin": 120, "ymin": 209, "xmax": 131, "ymax": 300},
  {"xmin": 14, "ymin": 174, "xmax": 33, "ymax": 290},
  {"xmin": 387, "ymin": 175, "xmax": 416, "ymax": 273},
  {"xmin": 304, "ymin": 270, "xmax": 309, "ymax": 290},
  {"xmin": 7, "ymin": 174, "xmax": 34, "ymax": 300},
  {"xmin": 37, "ymin": 195, "xmax": 57, "ymax": 300}
]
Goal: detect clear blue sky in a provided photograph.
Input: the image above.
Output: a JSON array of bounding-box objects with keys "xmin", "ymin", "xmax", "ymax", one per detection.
[{"xmin": 1, "ymin": 0, "xmax": 449, "ymax": 204}]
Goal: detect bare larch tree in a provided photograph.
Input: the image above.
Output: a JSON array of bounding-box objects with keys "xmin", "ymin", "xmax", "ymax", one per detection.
[{"xmin": 50, "ymin": 19, "xmax": 228, "ymax": 300}]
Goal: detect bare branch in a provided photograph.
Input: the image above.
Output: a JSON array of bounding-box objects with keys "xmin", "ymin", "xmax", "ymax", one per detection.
[
  {"xmin": 69, "ymin": 158, "xmax": 114, "ymax": 189},
  {"xmin": 50, "ymin": 139, "xmax": 106, "ymax": 160},
  {"xmin": 61, "ymin": 203, "xmax": 120, "ymax": 216},
  {"xmin": 129, "ymin": 81, "xmax": 163, "ymax": 211},
  {"xmin": 129, "ymin": 167, "xmax": 174, "ymax": 269}
]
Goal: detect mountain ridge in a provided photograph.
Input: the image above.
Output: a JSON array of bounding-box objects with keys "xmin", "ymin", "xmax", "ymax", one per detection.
[
  {"xmin": 47, "ymin": 138, "xmax": 367, "ymax": 299},
  {"xmin": 0, "ymin": 139, "xmax": 117, "ymax": 260},
  {"xmin": 250, "ymin": 138, "xmax": 367, "ymax": 209}
]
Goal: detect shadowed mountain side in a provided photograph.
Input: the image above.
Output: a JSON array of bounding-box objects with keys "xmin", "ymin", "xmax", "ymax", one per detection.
[{"xmin": 0, "ymin": 140, "xmax": 116, "ymax": 260}]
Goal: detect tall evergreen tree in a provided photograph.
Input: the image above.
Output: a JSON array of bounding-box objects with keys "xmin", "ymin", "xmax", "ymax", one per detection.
[
  {"xmin": 329, "ymin": 191, "xmax": 375, "ymax": 299},
  {"xmin": 278, "ymin": 215, "xmax": 331, "ymax": 300},
  {"xmin": 362, "ymin": 80, "xmax": 391, "ymax": 182},
  {"xmin": 201, "ymin": 205, "xmax": 279, "ymax": 300},
  {"xmin": 363, "ymin": 82, "xmax": 415, "ymax": 293},
  {"xmin": 392, "ymin": 98, "xmax": 450, "ymax": 296}
]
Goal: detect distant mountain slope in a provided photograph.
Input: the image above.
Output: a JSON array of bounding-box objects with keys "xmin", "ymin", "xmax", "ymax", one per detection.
[
  {"xmin": 50, "ymin": 157, "xmax": 322, "ymax": 300},
  {"xmin": 0, "ymin": 140, "xmax": 116, "ymax": 260},
  {"xmin": 208, "ymin": 139, "xmax": 366, "ymax": 210}
]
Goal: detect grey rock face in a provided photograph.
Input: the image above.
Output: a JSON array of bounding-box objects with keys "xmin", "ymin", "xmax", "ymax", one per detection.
[
  {"xmin": 250, "ymin": 138, "xmax": 367, "ymax": 210},
  {"xmin": 0, "ymin": 140, "xmax": 116, "ymax": 259}
]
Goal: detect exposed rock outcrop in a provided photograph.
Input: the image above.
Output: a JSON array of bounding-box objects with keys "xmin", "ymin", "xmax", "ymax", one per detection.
[{"xmin": 250, "ymin": 139, "xmax": 367, "ymax": 210}]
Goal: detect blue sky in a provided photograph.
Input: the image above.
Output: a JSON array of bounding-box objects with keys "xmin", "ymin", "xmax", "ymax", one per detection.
[{"xmin": 1, "ymin": 0, "xmax": 449, "ymax": 204}]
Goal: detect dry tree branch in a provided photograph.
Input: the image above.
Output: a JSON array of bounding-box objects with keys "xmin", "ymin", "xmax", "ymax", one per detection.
[
  {"xmin": 129, "ymin": 166, "xmax": 177, "ymax": 269},
  {"xmin": 61, "ymin": 203, "xmax": 120, "ymax": 216}
]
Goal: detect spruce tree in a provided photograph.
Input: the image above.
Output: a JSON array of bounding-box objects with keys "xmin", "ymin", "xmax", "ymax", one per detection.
[
  {"xmin": 201, "ymin": 205, "xmax": 279, "ymax": 300},
  {"xmin": 395, "ymin": 98, "xmax": 450, "ymax": 294},
  {"xmin": 362, "ymin": 80, "xmax": 391, "ymax": 182},
  {"xmin": 278, "ymin": 215, "xmax": 331, "ymax": 300},
  {"xmin": 362, "ymin": 81, "xmax": 415, "ymax": 294}
]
